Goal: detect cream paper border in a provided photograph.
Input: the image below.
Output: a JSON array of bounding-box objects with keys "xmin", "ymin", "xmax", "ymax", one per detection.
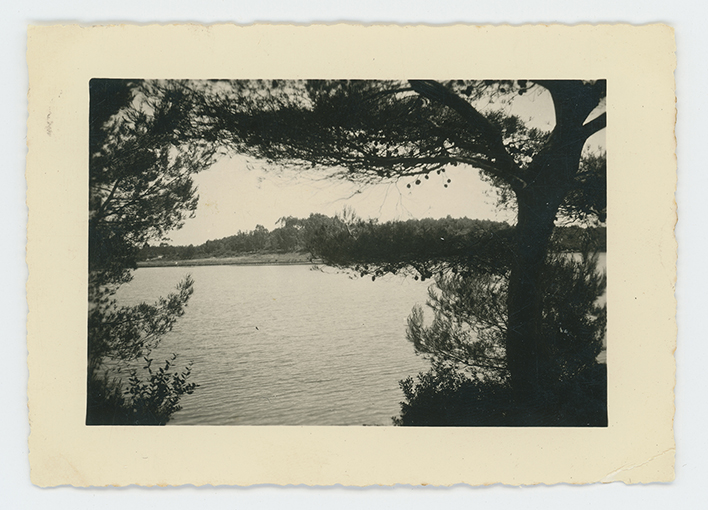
[{"xmin": 26, "ymin": 24, "xmax": 676, "ymax": 486}]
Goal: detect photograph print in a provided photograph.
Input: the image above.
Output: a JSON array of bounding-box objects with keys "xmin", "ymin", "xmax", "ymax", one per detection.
[{"xmin": 87, "ymin": 79, "xmax": 607, "ymax": 427}]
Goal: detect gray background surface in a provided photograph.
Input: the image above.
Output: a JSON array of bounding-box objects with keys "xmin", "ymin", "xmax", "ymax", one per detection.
[{"xmin": 5, "ymin": 2, "xmax": 703, "ymax": 507}]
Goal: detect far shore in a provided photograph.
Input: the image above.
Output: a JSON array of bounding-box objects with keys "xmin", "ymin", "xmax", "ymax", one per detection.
[
  {"xmin": 137, "ymin": 252, "xmax": 321, "ymax": 268},
  {"xmin": 137, "ymin": 250, "xmax": 605, "ymax": 269}
]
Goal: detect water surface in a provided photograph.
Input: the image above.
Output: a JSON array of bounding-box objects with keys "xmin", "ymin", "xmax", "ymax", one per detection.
[
  {"xmin": 115, "ymin": 264, "xmax": 431, "ymax": 425},
  {"xmin": 114, "ymin": 253, "xmax": 607, "ymax": 425}
]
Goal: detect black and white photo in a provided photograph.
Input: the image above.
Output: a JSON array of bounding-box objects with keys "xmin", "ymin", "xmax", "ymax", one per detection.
[{"xmin": 87, "ymin": 79, "xmax": 607, "ymax": 427}]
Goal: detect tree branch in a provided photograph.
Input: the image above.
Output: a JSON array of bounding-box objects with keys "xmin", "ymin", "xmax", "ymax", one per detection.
[
  {"xmin": 409, "ymin": 80, "xmax": 501, "ymax": 142},
  {"xmin": 408, "ymin": 80, "xmax": 521, "ymax": 185},
  {"xmin": 93, "ymin": 176, "xmax": 124, "ymax": 222},
  {"xmin": 347, "ymin": 152, "xmax": 528, "ymax": 187},
  {"xmin": 532, "ymin": 80, "xmax": 561, "ymax": 94},
  {"xmin": 362, "ymin": 86, "xmax": 415, "ymax": 103},
  {"xmin": 534, "ymin": 80, "xmax": 606, "ymax": 137},
  {"xmin": 582, "ymin": 112, "xmax": 607, "ymax": 139}
]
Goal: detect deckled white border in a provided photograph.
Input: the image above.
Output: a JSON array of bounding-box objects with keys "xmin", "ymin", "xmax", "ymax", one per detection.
[{"xmin": 27, "ymin": 24, "xmax": 675, "ymax": 486}]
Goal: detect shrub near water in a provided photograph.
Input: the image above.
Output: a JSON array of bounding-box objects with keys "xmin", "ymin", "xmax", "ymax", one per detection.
[
  {"xmin": 394, "ymin": 251, "xmax": 607, "ymax": 427},
  {"xmin": 125, "ymin": 355, "xmax": 197, "ymax": 425},
  {"xmin": 87, "ymin": 356, "xmax": 197, "ymax": 426},
  {"xmin": 87, "ymin": 277, "xmax": 198, "ymax": 425},
  {"xmin": 394, "ymin": 362, "xmax": 607, "ymax": 427}
]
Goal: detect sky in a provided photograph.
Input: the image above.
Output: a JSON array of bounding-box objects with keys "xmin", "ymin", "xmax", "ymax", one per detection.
[{"xmin": 166, "ymin": 84, "xmax": 605, "ymax": 246}]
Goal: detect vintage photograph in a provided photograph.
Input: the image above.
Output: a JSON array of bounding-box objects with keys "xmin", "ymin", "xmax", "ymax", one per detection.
[
  {"xmin": 27, "ymin": 23, "xmax": 675, "ymax": 487},
  {"xmin": 87, "ymin": 79, "xmax": 607, "ymax": 427}
]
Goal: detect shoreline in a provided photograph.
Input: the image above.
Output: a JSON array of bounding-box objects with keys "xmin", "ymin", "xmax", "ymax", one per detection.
[
  {"xmin": 137, "ymin": 252, "xmax": 321, "ymax": 268},
  {"xmin": 137, "ymin": 250, "xmax": 605, "ymax": 269}
]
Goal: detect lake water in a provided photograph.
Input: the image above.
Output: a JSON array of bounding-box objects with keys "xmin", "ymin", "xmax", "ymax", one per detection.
[
  {"xmin": 113, "ymin": 253, "xmax": 606, "ymax": 426},
  {"xmin": 114, "ymin": 264, "xmax": 432, "ymax": 425}
]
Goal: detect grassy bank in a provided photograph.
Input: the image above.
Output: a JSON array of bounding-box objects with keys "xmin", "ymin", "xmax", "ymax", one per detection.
[{"xmin": 137, "ymin": 252, "xmax": 319, "ymax": 268}]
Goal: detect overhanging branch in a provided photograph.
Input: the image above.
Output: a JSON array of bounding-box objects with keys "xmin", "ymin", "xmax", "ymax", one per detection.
[
  {"xmin": 408, "ymin": 80, "xmax": 521, "ymax": 185},
  {"xmin": 409, "ymin": 80, "xmax": 502, "ymax": 142},
  {"xmin": 337, "ymin": 152, "xmax": 529, "ymax": 187},
  {"xmin": 583, "ymin": 112, "xmax": 607, "ymax": 139}
]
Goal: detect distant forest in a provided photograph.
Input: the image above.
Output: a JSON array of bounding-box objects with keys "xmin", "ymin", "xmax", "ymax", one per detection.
[{"xmin": 138, "ymin": 214, "xmax": 606, "ymax": 263}]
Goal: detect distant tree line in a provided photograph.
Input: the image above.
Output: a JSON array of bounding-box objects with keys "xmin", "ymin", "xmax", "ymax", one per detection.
[
  {"xmin": 138, "ymin": 213, "xmax": 605, "ymax": 265},
  {"xmin": 138, "ymin": 214, "xmax": 315, "ymax": 261}
]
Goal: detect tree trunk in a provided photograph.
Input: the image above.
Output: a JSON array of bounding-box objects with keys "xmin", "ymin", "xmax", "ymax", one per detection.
[
  {"xmin": 505, "ymin": 186, "xmax": 561, "ymax": 401},
  {"xmin": 505, "ymin": 134, "xmax": 589, "ymax": 402},
  {"xmin": 502, "ymin": 81, "xmax": 606, "ymax": 403}
]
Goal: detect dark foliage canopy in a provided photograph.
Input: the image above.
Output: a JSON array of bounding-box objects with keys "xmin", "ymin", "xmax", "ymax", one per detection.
[
  {"xmin": 89, "ymin": 79, "xmax": 223, "ymax": 288},
  {"xmin": 88, "ymin": 78, "xmax": 607, "ymax": 414},
  {"xmin": 87, "ymin": 80, "xmax": 212, "ymax": 424},
  {"xmin": 396, "ymin": 251, "xmax": 607, "ymax": 426},
  {"xmin": 199, "ymin": 80, "xmax": 606, "ymax": 220}
]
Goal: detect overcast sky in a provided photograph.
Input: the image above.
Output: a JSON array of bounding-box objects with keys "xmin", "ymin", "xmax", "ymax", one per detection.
[{"xmin": 167, "ymin": 84, "xmax": 605, "ymax": 246}]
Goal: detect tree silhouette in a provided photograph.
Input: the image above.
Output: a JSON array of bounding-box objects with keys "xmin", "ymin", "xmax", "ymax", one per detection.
[
  {"xmin": 93, "ymin": 79, "xmax": 606, "ymax": 409},
  {"xmin": 397, "ymin": 251, "xmax": 607, "ymax": 426},
  {"xmin": 87, "ymin": 79, "xmax": 217, "ymax": 424},
  {"xmin": 198, "ymin": 79, "xmax": 606, "ymax": 401}
]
